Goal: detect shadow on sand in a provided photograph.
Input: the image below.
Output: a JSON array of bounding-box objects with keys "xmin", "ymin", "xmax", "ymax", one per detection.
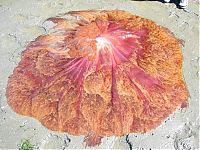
[{"xmin": 132, "ymin": 0, "xmax": 181, "ymax": 7}]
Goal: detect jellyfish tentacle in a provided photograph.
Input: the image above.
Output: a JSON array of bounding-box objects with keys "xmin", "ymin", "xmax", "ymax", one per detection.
[
  {"xmin": 111, "ymin": 45, "xmax": 129, "ymax": 64},
  {"xmin": 83, "ymin": 133, "xmax": 102, "ymax": 147},
  {"xmin": 128, "ymin": 65, "xmax": 163, "ymax": 90},
  {"xmin": 110, "ymin": 64, "xmax": 124, "ymax": 135}
]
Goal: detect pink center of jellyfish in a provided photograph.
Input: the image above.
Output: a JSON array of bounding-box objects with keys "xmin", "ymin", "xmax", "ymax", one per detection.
[
  {"xmin": 65, "ymin": 22, "xmax": 146, "ymax": 84},
  {"xmin": 93, "ymin": 23, "xmax": 143, "ymax": 69}
]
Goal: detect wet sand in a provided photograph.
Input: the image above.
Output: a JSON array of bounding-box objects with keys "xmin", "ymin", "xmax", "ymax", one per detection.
[{"xmin": 0, "ymin": 0, "xmax": 199, "ymax": 149}]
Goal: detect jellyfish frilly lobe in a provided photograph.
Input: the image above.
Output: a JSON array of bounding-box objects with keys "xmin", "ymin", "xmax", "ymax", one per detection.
[{"xmin": 6, "ymin": 10, "xmax": 188, "ymax": 146}]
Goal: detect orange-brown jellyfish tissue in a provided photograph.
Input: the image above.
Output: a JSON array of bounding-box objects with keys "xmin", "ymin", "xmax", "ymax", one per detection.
[{"xmin": 6, "ymin": 10, "xmax": 188, "ymax": 146}]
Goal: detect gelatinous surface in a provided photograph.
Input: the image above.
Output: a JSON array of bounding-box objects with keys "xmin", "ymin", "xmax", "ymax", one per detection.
[{"xmin": 6, "ymin": 10, "xmax": 188, "ymax": 146}]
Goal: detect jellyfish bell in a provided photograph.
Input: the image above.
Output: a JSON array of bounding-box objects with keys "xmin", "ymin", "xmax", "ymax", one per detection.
[{"xmin": 6, "ymin": 10, "xmax": 188, "ymax": 147}]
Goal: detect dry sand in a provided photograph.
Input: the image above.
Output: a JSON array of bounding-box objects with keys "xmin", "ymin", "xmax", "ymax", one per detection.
[{"xmin": 0, "ymin": 0, "xmax": 199, "ymax": 149}]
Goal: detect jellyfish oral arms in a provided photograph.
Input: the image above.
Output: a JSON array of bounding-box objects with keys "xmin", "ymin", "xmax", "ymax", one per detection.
[{"xmin": 6, "ymin": 10, "xmax": 188, "ymax": 147}]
